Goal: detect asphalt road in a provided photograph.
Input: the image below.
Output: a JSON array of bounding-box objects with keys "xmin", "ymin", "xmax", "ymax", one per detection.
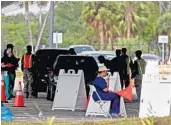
[{"xmin": 4, "ymin": 92, "xmax": 140, "ymax": 123}]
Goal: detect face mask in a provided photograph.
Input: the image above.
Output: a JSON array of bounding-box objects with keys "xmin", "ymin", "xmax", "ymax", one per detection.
[{"xmin": 6, "ymin": 48, "xmax": 12, "ymax": 57}]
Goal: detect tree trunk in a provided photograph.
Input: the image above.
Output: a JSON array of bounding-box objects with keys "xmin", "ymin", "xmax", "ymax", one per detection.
[
  {"xmin": 126, "ymin": 13, "xmax": 132, "ymax": 39},
  {"xmin": 35, "ymin": 11, "xmax": 50, "ymax": 52},
  {"xmin": 99, "ymin": 21, "xmax": 104, "ymax": 50},
  {"xmin": 125, "ymin": 3, "xmax": 132, "ymax": 39},
  {"xmin": 39, "ymin": 6, "xmax": 42, "ymax": 28},
  {"xmin": 24, "ymin": 2, "xmax": 33, "ymax": 50},
  {"xmin": 108, "ymin": 36, "xmax": 113, "ymax": 50}
]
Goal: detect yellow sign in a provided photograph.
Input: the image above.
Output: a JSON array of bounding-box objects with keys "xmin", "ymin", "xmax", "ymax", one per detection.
[{"xmin": 158, "ymin": 64, "xmax": 171, "ymax": 80}]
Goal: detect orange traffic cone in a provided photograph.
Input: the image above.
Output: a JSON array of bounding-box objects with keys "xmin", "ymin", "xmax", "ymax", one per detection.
[
  {"xmin": 1, "ymin": 80, "xmax": 8, "ymax": 103},
  {"xmin": 13, "ymin": 81, "xmax": 24, "ymax": 107}
]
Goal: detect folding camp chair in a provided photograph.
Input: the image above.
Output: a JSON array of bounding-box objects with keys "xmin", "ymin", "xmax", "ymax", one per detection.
[{"xmin": 87, "ymin": 85, "xmax": 112, "ymax": 118}]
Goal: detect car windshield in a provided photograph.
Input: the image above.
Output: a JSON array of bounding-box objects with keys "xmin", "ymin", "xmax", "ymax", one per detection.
[
  {"xmin": 73, "ymin": 46, "xmax": 94, "ymax": 53},
  {"xmin": 91, "ymin": 53, "xmax": 115, "ymax": 60}
]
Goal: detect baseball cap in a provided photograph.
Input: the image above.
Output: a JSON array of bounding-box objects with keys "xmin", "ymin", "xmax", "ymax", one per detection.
[
  {"xmin": 7, "ymin": 44, "xmax": 14, "ymax": 48},
  {"xmin": 98, "ymin": 65, "xmax": 110, "ymax": 72}
]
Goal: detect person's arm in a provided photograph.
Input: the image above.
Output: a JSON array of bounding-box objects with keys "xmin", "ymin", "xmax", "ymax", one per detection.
[
  {"xmin": 14, "ymin": 57, "xmax": 19, "ymax": 69},
  {"xmin": 1, "ymin": 63, "xmax": 8, "ymax": 68},
  {"xmin": 32, "ymin": 54, "xmax": 36, "ymax": 67},
  {"xmin": 21, "ymin": 55, "xmax": 24, "ymax": 71},
  {"xmin": 103, "ymin": 79, "xmax": 109, "ymax": 92},
  {"xmin": 95, "ymin": 77, "xmax": 109, "ymax": 92},
  {"xmin": 131, "ymin": 61, "xmax": 138, "ymax": 78},
  {"xmin": 8, "ymin": 56, "xmax": 19, "ymax": 70},
  {"xmin": 1, "ymin": 57, "xmax": 7, "ymax": 68},
  {"xmin": 129, "ymin": 58, "xmax": 134, "ymax": 71}
]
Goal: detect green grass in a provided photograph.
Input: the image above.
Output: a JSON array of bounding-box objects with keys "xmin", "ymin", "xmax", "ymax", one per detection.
[{"xmin": 2, "ymin": 116, "xmax": 171, "ymax": 125}]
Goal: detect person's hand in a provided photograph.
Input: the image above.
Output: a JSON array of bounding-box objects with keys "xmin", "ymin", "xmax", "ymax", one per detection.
[
  {"xmin": 7, "ymin": 63, "xmax": 14, "ymax": 67},
  {"xmin": 108, "ymin": 90, "xmax": 113, "ymax": 92},
  {"xmin": 7, "ymin": 63, "xmax": 13, "ymax": 67},
  {"xmin": 1, "ymin": 63, "xmax": 7, "ymax": 68},
  {"xmin": 106, "ymin": 75, "xmax": 110, "ymax": 80}
]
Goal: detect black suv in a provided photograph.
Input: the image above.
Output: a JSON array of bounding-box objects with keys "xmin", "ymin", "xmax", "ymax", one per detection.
[
  {"xmin": 34, "ymin": 49, "xmax": 71, "ymax": 97},
  {"xmin": 48, "ymin": 55, "xmax": 98, "ymax": 101}
]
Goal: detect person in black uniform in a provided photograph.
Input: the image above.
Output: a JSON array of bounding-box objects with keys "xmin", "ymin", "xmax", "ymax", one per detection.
[
  {"xmin": 110, "ymin": 49, "xmax": 124, "ymax": 89},
  {"xmin": 120, "ymin": 48, "xmax": 133, "ymax": 88},
  {"xmin": 69, "ymin": 48, "xmax": 76, "ymax": 55},
  {"xmin": 97, "ymin": 55, "xmax": 110, "ymax": 69}
]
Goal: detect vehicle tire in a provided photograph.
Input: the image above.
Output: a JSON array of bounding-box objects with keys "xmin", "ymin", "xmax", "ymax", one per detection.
[
  {"xmin": 46, "ymin": 78, "xmax": 54, "ymax": 101},
  {"xmin": 46, "ymin": 82, "xmax": 51, "ymax": 100}
]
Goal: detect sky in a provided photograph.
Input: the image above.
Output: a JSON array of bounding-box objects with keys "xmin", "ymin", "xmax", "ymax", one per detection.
[{"xmin": 1, "ymin": 2, "xmax": 50, "ymax": 16}]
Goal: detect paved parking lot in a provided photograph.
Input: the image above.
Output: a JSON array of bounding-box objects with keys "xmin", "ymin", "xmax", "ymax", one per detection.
[{"xmin": 4, "ymin": 93, "xmax": 139, "ymax": 122}]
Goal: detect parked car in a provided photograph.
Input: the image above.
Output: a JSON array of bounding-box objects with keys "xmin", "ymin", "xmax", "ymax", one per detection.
[
  {"xmin": 81, "ymin": 51, "xmax": 116, "ymax": 63},
  {"xmin": 68, "ymin": 45, "xmax": 95, "ymax": 54},
  {"xmin": 47, "ymin": 55, "xmax": 98, "ymax": 101},
  {"xmin": 34, "ymin": 49, "xmax": 71, "ymax": 98}
]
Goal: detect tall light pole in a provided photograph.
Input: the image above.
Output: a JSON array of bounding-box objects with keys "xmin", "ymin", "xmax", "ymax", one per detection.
[{"xmin": 49, "ymin": 1, "xmax": 54, "ymax": 48}]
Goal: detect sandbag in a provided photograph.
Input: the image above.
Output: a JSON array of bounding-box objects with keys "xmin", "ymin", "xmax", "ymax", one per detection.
[{"xmin": 1, "ymin": 103, "xmax": 13, "ymax": 122}]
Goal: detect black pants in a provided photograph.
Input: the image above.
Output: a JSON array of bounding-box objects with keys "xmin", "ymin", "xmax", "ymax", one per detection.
[{"xmin": 123, "ymin": 74, "xmax": 130, "ymax": 88}]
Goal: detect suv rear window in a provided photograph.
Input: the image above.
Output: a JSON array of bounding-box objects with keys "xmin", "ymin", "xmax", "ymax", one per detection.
[
  {"xmin": 35, "ymin": 49, "xmax": 70, "ymax": 69},
  {"xmin": 53, "ymin": 55, "xmax": 98, "ymax": 84},
  {"xmin": 72, "ymin": 46, "xmax": 94, "ymax": 53}
]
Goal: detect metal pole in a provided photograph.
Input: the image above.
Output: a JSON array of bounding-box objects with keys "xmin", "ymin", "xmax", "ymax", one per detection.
[
  {"xmin": 162, "ymin": 43, "xmax": 165, "ymax": 62},
  {"xmin": 49, "ymin": 1, "xmax": 54, "ymax": 48}
]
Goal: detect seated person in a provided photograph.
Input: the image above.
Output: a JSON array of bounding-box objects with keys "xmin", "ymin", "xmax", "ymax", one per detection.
[{"xmin": 92, "ymin": 65, "xmax": 120, "ymax": 117}]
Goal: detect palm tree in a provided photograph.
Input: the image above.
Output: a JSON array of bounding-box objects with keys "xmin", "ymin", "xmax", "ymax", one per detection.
[
  {"xmin": 82, "ymin": 2, "xmax": 109, "ymax": 50},
  {"xmin": 116, "ymin": 2, "xmax": 149, "ymax": 39}
]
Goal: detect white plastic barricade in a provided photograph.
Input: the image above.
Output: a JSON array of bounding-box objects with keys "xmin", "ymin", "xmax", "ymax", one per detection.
[
  {"xmin": 112, "ymin": 72, "xmax": 127, "ymax": 118},
  {"xmin": 52, "ymin": 69, "xmax": 87, "ymax": 111},
  {"xmin": 13, "ymin": 78, "xmax": 24, "ymax": 92},
  {"xmin": 85, "ymin": 72, "xmax": 127, "ymax": 117},
  {"xmin": 145, "ymin": 60, "xmax": 159, "ymax": 75},
  {"xmin": 142, "ymin": 74, "xmax": 160, "ymax": 84},
  {"xmin": 139, "ymin": 80, "xmax": 171, "ymax": 118}
]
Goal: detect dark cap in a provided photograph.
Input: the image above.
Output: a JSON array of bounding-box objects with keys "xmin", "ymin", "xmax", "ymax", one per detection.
[
  {"xmin": 7, "ymin": 44, "xmax": 14, "ymax": 48},
  {"xmin": 135, "ymin": 50, "xmax": 142, "ymax": 54}
]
